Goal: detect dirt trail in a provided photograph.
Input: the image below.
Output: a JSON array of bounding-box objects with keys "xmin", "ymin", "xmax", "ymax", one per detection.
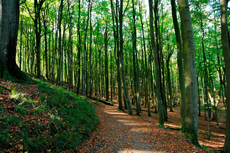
[{"xmin": 78, "ymin": 100, "xmax": 206, "ymax": 153}]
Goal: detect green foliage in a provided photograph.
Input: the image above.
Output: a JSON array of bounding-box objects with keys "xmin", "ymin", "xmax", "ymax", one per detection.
[
  {"xmin": 202, "ymin": 145, "xmax": 213, "ymax": 153},
  {"xmin": 0, "ymin": 79, "xmax": 99, "ymax": 152},
  {"xmin": 0, "ymin": 85, "xmax": 12, "ymax": 92}
]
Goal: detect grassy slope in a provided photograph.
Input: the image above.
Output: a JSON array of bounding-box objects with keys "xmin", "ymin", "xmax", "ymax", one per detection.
[{"xmin": 0, "ymin": 79, "xmax": 99, "ymax": 152}]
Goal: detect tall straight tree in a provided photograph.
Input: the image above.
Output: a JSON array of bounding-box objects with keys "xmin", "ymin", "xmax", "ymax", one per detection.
[
  {"xmin": 132, "ymin": 0, "xmax": 141, "ymax": 115},
  {"xmin": 25, "ymin": 0, "xmax": 45, "ymax": 78},
  {"xmin": 77, "ymin": 0, "xmax": 82, "ymax": 95},
  {"xmin": 56, "ymin": 0, "xmax": 64, "ymax": 85},
  {"xmin": 139, "ymin": 1, "xmax": 151, "ymax": 117},
  {"xmin": 178, "ymin": 0, "xmax": 199, "ymax": 145},
  {"xmin": 148, "ymin": 0, "xmax": 164, "ymax": 126},
  {"xmin": 89, "ymin": 3, "xmax": 93, "ymax": 97},
  {"xmin": 110, "ymin": 0, "xmax": 123, "ymax": 110},
  {"xmin": 155, "ymin": 0, "xmax": 167, "ymax": 121},
  {"xmin": 197, "ymin": 3, "xmax": 211, "ymax": 139},
  {"xmin": 119, "ymin": 0, "xmax": 133, "ymax": 115},
  {"xmin": 42, "ymin": 3, "xmax": 49, "ymax": 79},
  {"xmin": 170, "ymin": 0, "xmax": 186, "ymax": 131},
  {"xmin": 83, "ymin": 0, "xmax": 91, "ymax": 96},
  {"xmin": 0, "ymin": 0, "xmax": 29, "ymax": 80},
  {"xmin": 220, "ymin": 0, "xmax": 230, "ymax": 152},
  {"xmin": 68, "ymin": 0, "xmax": 73, "ymax": 91},
  {"xmin": 104, "ymin": 21, "xmax": 109, "ymax": 101}
]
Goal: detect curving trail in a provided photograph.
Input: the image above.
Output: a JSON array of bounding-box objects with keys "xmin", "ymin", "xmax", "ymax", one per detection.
[{"xmin": 78, "ymin": 100, "xmax": 206, "ymax": 153}]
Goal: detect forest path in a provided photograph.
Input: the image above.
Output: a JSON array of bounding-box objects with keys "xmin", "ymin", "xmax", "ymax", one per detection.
[{"xmin": 78, "ymin": 100, "xmax": 206, "ymax": 153}]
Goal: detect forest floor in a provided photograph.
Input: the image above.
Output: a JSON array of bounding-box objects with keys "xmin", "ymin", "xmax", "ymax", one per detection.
[
  {"xmin": 0, "ymin": 76, "xmax": 226, "ymax": 152},
  {"xmin": 77, "ymin": 98, "xmax": 203, "ymax": 153},
  {"xmin": 78, "ymin": 95, "xmax": 226, "ymax": 153}
]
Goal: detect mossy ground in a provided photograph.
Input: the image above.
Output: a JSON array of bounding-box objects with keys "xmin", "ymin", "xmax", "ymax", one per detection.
[{"xmin": 0, "ymin": 78, "xmax": 99, "ymax": 152}]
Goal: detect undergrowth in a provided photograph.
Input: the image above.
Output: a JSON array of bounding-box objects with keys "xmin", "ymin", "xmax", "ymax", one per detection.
[{"xmin": 0, "ymin": 79, "xmax": 99, "ymax": 152}]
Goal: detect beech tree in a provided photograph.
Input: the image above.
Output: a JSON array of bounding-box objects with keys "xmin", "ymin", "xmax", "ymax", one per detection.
[
  {"xmin": 7, "ymin": 0, "xmax": 229, "ymax": 150},
  {"xmin": 170, "ymin": 0, "xmax": 186, "ymax": 131},
  {"xmin": 178, "ymin": 0, "xmax": 199, "ymax": 145},
  {"xmin": 149, "ymin": 0, "xmax": 164, "ymax": 126},
  {"xmin": 0, "ymin": 0, "xmax": 29, "ymax": 80},
  {"xmin": 220, "ymin": 0, "xmax": 230, "ymax": 151}
]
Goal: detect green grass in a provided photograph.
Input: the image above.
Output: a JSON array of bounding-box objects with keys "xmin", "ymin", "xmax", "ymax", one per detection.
[
  {"xmin": 0, "ymin": 79, "xmax": 99, "ymax": 152},
  {"xmin": 202, "ymin": 145, "xmax": 213, "ymax": 153}
]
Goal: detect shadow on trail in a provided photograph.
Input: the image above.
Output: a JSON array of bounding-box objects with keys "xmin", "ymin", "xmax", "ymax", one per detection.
[{"xmin": 79, "ymin": 104, "xmax": 205, "ymax": 153}]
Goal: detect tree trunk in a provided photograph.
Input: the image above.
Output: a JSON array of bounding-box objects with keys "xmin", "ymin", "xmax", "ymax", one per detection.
[
  {"xmin": 56, "ymin": 0, "xmax": 64, "ymax": 85},
  {"xmin": 110, "ymin": 0, "xmax": 123, "ymax": 110},
  {"xmin": 198, "ymin": 7, "xmax": 211, "ymax": 140},
  {"xmin": 132, "ymin": 0, "xmax": 141, "ymax": 115},
  {"xmin": 89, "ymin": 4, "xmax": 92, "ymax": 97},
  {"xmin": 0, "ymin": 0, "xmax": 29, "ymax": 80},
  {"xmin": 42, "ymin": 5, "xmax": 49, "ymax": 79},
  {"xmin": 139, "ymin": 1, "xmax": 150, "ymax": 117},
  {"xmin": 170, "ymin": 0, "xmax": 186, "ymax": 130},
  {"xmin": 148, "ymin": 0, "xmax": 164, "ymax": 126},
  {"xmin": 119, "ymin": 0, "xmax": 133, "ymax": 115},
  {"xmin": 68, "ymin": 1, "xmax": 73, "ymax": 91},
  {"xmin": 178, "ymin": 0, "xmax": 199, "ymax": 145},
  {"xmin": 34, "ymin": 0, "xmax": 45, "ymax": 78},
  {"xmin": 166, "ymin": 49, "xmax": 173, "ymax": 112},
  {"xmin": 105, "ymin": 21, "xmax": 109, "ymax": 101},
  {"xmin": 220, "ymin": 0, "xmax": 230, "ymax": 151},
  {"xmin": 19, "ymin": 17, "xmax": 23, "ymax": 69},
  {"xmin": 77, "ymin": 0, "xmax": 82, "ymax": 95}
]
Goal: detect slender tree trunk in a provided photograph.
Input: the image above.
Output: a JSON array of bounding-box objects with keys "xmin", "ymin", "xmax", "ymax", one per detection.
[
  {"xmin": 77, "ymin": 0, "xmax": 82, "ymax": 95},
  {"xmin": 155, "ymin": 0, "xmax": 167, "ymax": 121},
  {"xmin": 149, "ymin": 0, "xmax": 164, "ymax": 126},
  {"xmin": 139, "ymin": 1, "xmax": 150, "ymax": 117},
  {"xmin": 42, "ymin": 6, "xmax": 49, "ymax": 79},
  {"xmin": 89, "ymin": 4, "xmax": 92, "ymax": 97},
  {"xmin": 105, "ymin": 21, "xmax": 109, "ymax": 101},
  {"xmin": 34, "ymin": 0, "xmax": 45, "ymax": 78},
  {"xmin": 198, "ymin": 76, "xmax": 201, "ymax": 117},
  {"xmin": 68, "ymin": 1, "xmax": 73, "ymax": 91},
  {"xmin": 84, "ymin": 1, "xmax": 91, "ymax": 96},
  {"xmin": 110, "ymin": 0, "xmax": 123, "ymax": 110},
  {"xmin": 110, "ymin": 48, "xmax": 113, "ymax": 101},
  {"xmin": 52, "ymin": 18, "xmax": 58, "ymax": 79},
  {"xmin": 119, "ymin": 0, "xmax": 133, "ymax": 115},
  {"xmin": 132, "ymin": 0, "xmax": 141, "ymax": 115},
  {"xmin": 166, "ymin": 49, "xmax": 173, "ymax": 112},
  {"xmin": 19, "ymin": 18, "xmax": 23, "ymax": 69},
  {"xmin": 56, "ymin": 0, "xmax": 64, "ymax": 85},
  {"xmin": 170, "ymin": 0, "xmax": 186, "ymax": 130},
  {"xmin": 199, "ymin": 12, "xmax": 211, "ymax": 140}
]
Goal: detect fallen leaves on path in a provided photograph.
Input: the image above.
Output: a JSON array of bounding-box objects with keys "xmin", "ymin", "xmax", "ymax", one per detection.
[{"xmin": 79, "ymin": 101, "xmax": 206, "ymax": 153}]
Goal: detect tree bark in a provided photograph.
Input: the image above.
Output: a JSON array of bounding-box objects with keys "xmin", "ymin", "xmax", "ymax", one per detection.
[
  {"xmin": 0, "ymin": 0, "xmax": 29, "ymax": 80},
  {"xmin": 105, "ymin": 21, "xmax": 109, "ymax": 101},
  {"xmin": 132, "ymin": 0, "xmax": 141, "ymax": 115},
  {"xmin": 110, "ymin": 0, "xmax": 123, "ymax": 110},
  {"xmin": 166, "ymin": 48, "xmax": 173, "ymax": 112},
  {"xmin": 178, "ymin": 0, "xmax": 199, "ymax": 145},
  {"xmin": 89, "ymin": 4, "xmax": 93, "ymax": 97},
  {"xmin": 149, "ymin": 0, "xmax": 164, "ymax": 126},
  {"xmin": 68, "ymin": 1, "xmax": 73, "ymax": 91},
  {"xmin": 119, "ymin": 0, "xmax": 133, "ymax": 115},
  {"xmin": 56, "ymin": 0, "xmax": 64, "ymax": 85},
  {"xmin": 199, "ymin": 9, "xmax": 211, "ymax": 140},
  {"xmin": 77, "ymin": 0, "xmax": 82, "ymax": 95},
  {"xmin": 170, "ymin": 0, "xmax": 186, "ymax": 131},
  {"xmin": 139, "ymin": 1, "xmax": 150, "ymax": 117},
  {"xmin": 220, "ymin": 0, "xmax": 230, "ymax": 151}
]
